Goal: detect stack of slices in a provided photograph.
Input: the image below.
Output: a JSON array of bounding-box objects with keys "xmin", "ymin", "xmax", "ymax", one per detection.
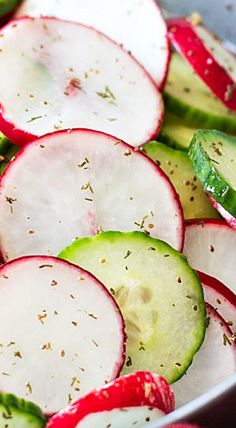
[{"xmin": 0, "ymin": 1, "xmax": 234, "ymax": 427}]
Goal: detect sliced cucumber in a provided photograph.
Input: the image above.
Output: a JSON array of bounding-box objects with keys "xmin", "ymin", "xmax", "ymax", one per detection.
[
  {"xmin": 0, "ymin": 132, "xmax": 12, "ymax": 154},
  {"xmin": 0, "ymin": 143, "xmax": 20, "ymax": 175},
  {"xmin": 141, "ymin": 141, "xmax": 219, "ymax": 220},
  {"xmin": 59, "ymin": 231, "xmax": 206, "ymax": 384},
  {"xmin": 159, "ymin": 113, "xmax": 196, "ymax": 150},
  {"xmin": 188, "ymin": 129, "xmax": 236, "ymax": 217},
  {"xmin": 164, "ymin": 53, "xmax": 236, "ymax": 134},
  {"xmin": 0, "ymin": 392, "xmax": 46, "ymax": 427},
  {"xmin": 0, "ymin": 0, "xmax": 20, "ymax": 18}
]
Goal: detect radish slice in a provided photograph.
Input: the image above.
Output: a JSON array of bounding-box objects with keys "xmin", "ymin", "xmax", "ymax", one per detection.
[
  {"xmin": 183, "ymin": 220, "xmax": 236, "ymax": 294},
  {"xmin": 0, "ymin": 17, "xmax": 163, "ymax": 147},
  {"xmin": 198, "ymin": 271, "xmax": 236, "ymax": 333},
  {"xmin": 0, "ymin": 129, "xmax": 183, "ymax": 261},
  {"xmin": 46, "ymin": 371, "xmax": 174, "ymax": 427},
  {"xmin": 14, "ymin": 0, "xmax": 169, "ymax": 89},
  {"xmin": 172, "ymin": 303, "xmax": 236, "ymax": 408},
  {"xmin": 0, "ymin": 256, "xmax": 125, "ymax": 414},
  {"xmin": 209, "ymin": 196, "xmax": 236, "ymax": 229},
  {"xmin": 168, "ymin": 18, "xmax": 236, "ymax": 111}
]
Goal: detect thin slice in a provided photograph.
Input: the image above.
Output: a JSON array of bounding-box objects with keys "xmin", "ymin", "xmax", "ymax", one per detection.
[
  {"xmin": 46, "ymin": 371, "xmax": 174, "ymax": 428},
  {"xmin": 15, "ymin": 0, "xmax": 169, "ymax": 89},
  {"xmin": 168, "ymin": 18, "xmax": 236, "ymax": 111},
  {"xmin": 188, "ymin": 129, "xmax": 236, "ymax": 217},
  {"xmin": 184, "ymin": 220, "xmax": 236, "ymax": 294},
  {"xmin": 198, "ymin": 271, "xmax": 236, "ymax": 333},
  {"xmin": 141, "ymin": 141, "xmax": 219, "ymax": 220},
  {"xmin": 158, "ymin": 113, "xmax": 196, "ymax": 150},
  {"xmin": 0, "ymin": 132, "xmax": 12, "ymax": 154},
  {"xmin": 59, "ymin": 231, "xmax": 205, "ymax": 384},
  {"xmin": 0, "ymin": 129, "xmax": 183, "ymax": 261},
  {"xmin": 0, "ymin": 392, "xmax": 46, "ymax": 427},
  {"xmin": 0, "ymin": 17, "xmax": 163, "ymax": 147},
  {"xmin": 209, "ymin": 196, "xmax": 236, "ymax": 229},
  {"xmin": 172, "ymin": 303, "xmax": 236, "ymax": 408},
  {"xmin": 164, "ymin": 53, "xmax": 236, "ymax": 134},
  {"xmin": 0, "ymin": 256, "xmax": 125, "ymax": 413}
]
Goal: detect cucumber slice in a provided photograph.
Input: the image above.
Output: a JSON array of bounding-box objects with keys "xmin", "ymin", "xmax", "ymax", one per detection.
[
  {"xmin": 0, "ymin": 143, "xmax": 20, "ymax": 175},
  {"xmin": 59, "ymin": 231, "xmax": 206, "ymax": 384},
  {"xmin": 158, "ymin": 113, "xmax": 196, "ymax": 150},
  {"xmin": 0, "ymin": 0, "xmax": 19, "ymax": 18},
  {"xmin": 188, "ymin": 129, "xmax": 236, "ymax": 217},
  {"xmin": 141, "ymin": 141, "xmax": 219, "ymax": 220},
  {"xmin": 47, "ymin": 371, "xmax": 174, "ymax": 428},
  {"xmin": 164, "ymin": 53, "xmax": 236, "ymax": 134},
  {"xmin": 0, "ymin": 392, "xmax": 46, "ymax": 427}
]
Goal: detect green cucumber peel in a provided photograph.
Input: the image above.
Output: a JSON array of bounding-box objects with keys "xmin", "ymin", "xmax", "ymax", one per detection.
[
  {"xmin": 188, "ymin": 129, "xmax": 236, "ymax": 217},
  {"xmin": 0, "ymin": 392, "xmax": 46, "ymax": 427},
  {"xmin": 0, "ymin": 0, "xmax": 20, "ymax": 17}
]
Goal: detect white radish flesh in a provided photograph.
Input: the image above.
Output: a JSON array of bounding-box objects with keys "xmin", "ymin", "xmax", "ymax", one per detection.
[
  {"xmin": 184, "ymin": 220, "xmax": 236, "ymax": 294},
  {"xmin": 14, "ymin": 0, "xmax": 169, "ymax": 88},
  {"xmin": 172, "ymin": 303, "xmax": 236, "ymax": 408},
  {"xmin": 0, "ymin": 17, "xmax": 163, "ymax": 147},
  {"xmin": 0, "ymin": 256, "xmax": 125, "ymax": 414},
  {"xmin": 0, "ymin": 129, "xmax": 183, "ymax": 261}
]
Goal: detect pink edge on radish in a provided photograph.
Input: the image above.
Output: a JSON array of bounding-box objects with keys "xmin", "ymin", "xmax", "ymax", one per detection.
[
  {"xmin": 0, "ymin": 255, "xmax": 126, "ymax": 414},
  {"xmin": 209, "ymin": 196, "xmax": 236, "ymax": 229},
  {"xmin": 0, "ymin": 128, "xmax": 184, "ymax": 261},
  {"xmin": 0, "ymin": 16, "xmax": 163, "ymax": 147},
  {"xmin": 198, "ymin": 271, "xmax": 236, "ymax": 333},
  {"xmin": 167, "ymin": 18, "xmax": 236, "ymax": 111},
  {"xmin": 46, "ymin": 371, "xmax": 175, "ymax": 428},
  {"xmin": 14, "ymin": 0, "xmax": 170, "ymax": 89}
]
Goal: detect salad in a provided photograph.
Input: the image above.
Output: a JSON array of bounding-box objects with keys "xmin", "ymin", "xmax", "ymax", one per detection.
[{"xmin": 0, "ymin": 1, "xmax": 235, "ymax": 427}]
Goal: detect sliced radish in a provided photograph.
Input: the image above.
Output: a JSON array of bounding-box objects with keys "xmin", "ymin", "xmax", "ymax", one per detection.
[
  {"xmin": 46, "ymin": 371, "xmax": 174, "ymax": 427},
  {"xmin": 0, "ymin": 256, "xmax": 125, "ymax": 414},
  {"xmin": 168, "ymin": 18, "xmax": 236, "ymax": 111},
  {"xmin": 198, "ymin": 271, "xmax": 236, "ymax": 333},
  {"xmin": 0, "ymin": 129, "xmax": 183, "ymax": 261},
  {"xmin": 0, "ymin": 17, "xmax": 163, "ymax": 147},
  {"xmin": 183, "ymin": 220, "xmax": 236, "ymax": 294},
  {"xmin": 172, "ymin": 303, "xmax": 236, "ymax": 408},
  {"xmin": 209, "ymin": 196, "xmax": 236, "ymax": 229},
  {"xmin": 14, "ymin": 0, "xmax": 169, "ymax": 89}
]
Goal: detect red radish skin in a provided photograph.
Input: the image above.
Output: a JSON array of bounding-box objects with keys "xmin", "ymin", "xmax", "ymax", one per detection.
[
  {"xmin": 0, "ymin": 129, "xmax": 184, "ymax": 261},
  {"xmin": 184, "ymin": 219, "xmax": 236, "ymax": 294},
  {"xmin": 0, "ymin": 255, "xmax": 126, "ymax": 414},
  {"xmin": 14, "ymin": 0, "xmax": 170, "ymax": 89},
  {"xmin": 198, "ymin": 271, "xmax": 236, "ymax": 333},
  {"xmin": 46, "ymin": 372, "xmax": 175, "ymax": 427},
  {"xmin": 209, "ymin": 196, "xmax": 236, "ymax": 229},
  {"xmin": 168, "ymin": 18, "xmax": 236, "ymax": 111},
  {"xmin": 0, "ymin": 17, "xmax": 163, "ymax": 147}
]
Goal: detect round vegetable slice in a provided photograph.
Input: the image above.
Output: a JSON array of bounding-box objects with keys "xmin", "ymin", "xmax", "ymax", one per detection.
[
  {"xmin": 164, "ymin": 53, "xmax": 236, "ymax": 134},
  {"xmin": 0, "ymin": 392, "xmax": 46, "ymax": 427},
  {"xmin": 59, "ymin": 231, "xmax": 206, "ymax": 384},
  {"xmin": 172, "ymin": 303, "xmax": 236, "ymax": 408},
  {"xmin": 46, "ymin": 371, "xmax": 174, "ymax": 428},
  {"xmin": 168, "ymin": 18, "xmax": 236, "ymax": 111},
  {"xmin": 141, "ymin": 141, "xmax": 219, "ymax": 220},
  {"xmin": 0, "ymin": 256, "xmax": 125, "ymax": 414},
  {"xmin": 183, "ymin": 220, "xmax": 236, "ymax": 294},
  {"xmin": 158, "ymin": 113, "xmax": 196, "ymax": 151},
  {"xmin": 188, "ymin": 129, "xmax": 236, "ymax": 217},
  {"xmin": 14, "ymin": 0, "xmax": 169, "ymax": 89},
  {"xmin": 0, "ymin": 129, "xmax": 183, "ymax": 261},
  {"xmin": 0, "ymin": 17, "xmax": 163, "ymax": 147},
  {"xmin": 198, "ymin": 271, "xmax": 236, "ymax": 334}
]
